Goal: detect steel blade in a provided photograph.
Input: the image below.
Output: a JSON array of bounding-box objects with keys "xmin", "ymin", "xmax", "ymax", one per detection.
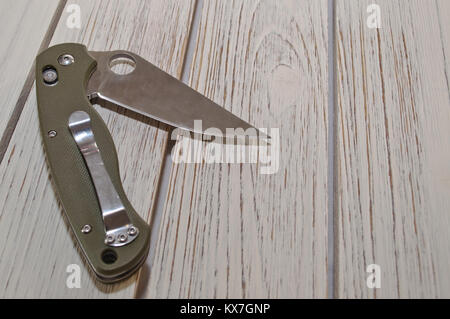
[{"xmin": 87, "ymin": 51, "xmax": 263, "ymax": 139}]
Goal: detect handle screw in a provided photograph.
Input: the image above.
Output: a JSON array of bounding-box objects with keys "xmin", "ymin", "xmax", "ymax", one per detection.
[
  {"xmin": 42, "ymin": 68, "xmax": 58, "ymax": 85},
  {"xmin": 81, "ymin": 224, "xmax": 92, "ymax": 234},
  {"xmin": 127, "ymin": 226, "xmax": 138, "ymax": 236},
  {"xmin": 118, "ymin": 233, "xmax": 128, "ymax": 243},
  {"xmin": 48, "ymin": 130, "xmax": 57, "ymax": 138},
  {"xmin": 105, "ymin": 235, "xmax": 115, "ymax": 244},
  {"xmin": 58, "ymin": 54, "xmax": 75, "ymax": 66}
]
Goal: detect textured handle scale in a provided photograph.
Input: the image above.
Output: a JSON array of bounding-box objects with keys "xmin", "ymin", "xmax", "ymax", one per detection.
[{"xmin": 36, "ymin": 43, "xmax": 150, "ymax": 282}]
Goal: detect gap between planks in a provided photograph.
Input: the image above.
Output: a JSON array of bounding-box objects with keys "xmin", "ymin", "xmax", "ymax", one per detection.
[
  {"xmin": 0, "ymin": 0, "xmax": 67, "ymax": 164},
  {"xmin": 327, "ymin": 0, "xmax": 337, "ymax": 300}
]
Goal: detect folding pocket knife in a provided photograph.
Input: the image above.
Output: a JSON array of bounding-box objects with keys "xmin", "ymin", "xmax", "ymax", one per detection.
[{"xmin": 35, "ymin": 43, "xmax": 259, "ymax": 282}]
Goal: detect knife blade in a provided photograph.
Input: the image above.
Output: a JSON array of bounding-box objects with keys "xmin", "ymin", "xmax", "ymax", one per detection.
[{"xmin": 86, "ymin": 50, "xmax": 261, "ymax": 138}]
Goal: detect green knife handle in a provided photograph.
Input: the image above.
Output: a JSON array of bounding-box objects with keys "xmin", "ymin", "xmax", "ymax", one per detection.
[{"xmin": 36, "ymin": 43, "xmax": 150, "ymax": 282}]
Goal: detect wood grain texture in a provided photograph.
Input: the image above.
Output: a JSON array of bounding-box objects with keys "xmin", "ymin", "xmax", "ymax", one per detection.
[
  {"xmin": 0, "ymin": 0, "xmax": 60, "ymax": 143},
  {"xmin": 336, "ymin": 0, "xmax": 450, "ymax": 298},
  {"xmin": 146, "ymin": 0, "xmax": 329, "ymax": 298},
  {"xmin": 0, "ymin": 0, "xmax": 195, "ymax": 298}
]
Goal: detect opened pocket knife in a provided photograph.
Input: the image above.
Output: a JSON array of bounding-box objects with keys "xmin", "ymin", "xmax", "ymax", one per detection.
[{"xmin": 35, "ymin": 43, "xmax": 259, "ymax": 282}]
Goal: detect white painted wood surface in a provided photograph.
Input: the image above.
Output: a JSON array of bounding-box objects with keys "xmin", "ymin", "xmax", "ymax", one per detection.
[
  {"xmin": 0, "ymin": 0, "xmax": 60, "ymax": 140},
  {"xmin": 336, "ymin": 0, "xmax": 450, "ymax": 298},
  {"xmin": 0, "ymin": 0, "xmax": 195, "ymax": 298},
  {"xmin": 2, "ymin": 0, "xmax": 450, "ymax": 299},
  {"xmin": 145, "ymin": 0, "xmax": 329, "ymax": 298}
]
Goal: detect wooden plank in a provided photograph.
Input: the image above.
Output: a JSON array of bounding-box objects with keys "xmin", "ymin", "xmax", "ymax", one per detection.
[
  {"xmin": 336, "ymin": 0, "xmax": 450, "ymax": 298},
  {"xmin": 0, "ymin": 0, "xmax": 61, "ymax": 152},
  {"xmin": 145, "ymin": 0, "xmax": 329, "ymax": 298},
  {"xmin": 0, "ymin": 0, "xmax": 195, "ymax": 298}
]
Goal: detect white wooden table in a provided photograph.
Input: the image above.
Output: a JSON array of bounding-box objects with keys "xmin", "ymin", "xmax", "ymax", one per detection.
[{"xmin": 0, "ymin": 0, "xmax": 449, "ymax": 298}]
